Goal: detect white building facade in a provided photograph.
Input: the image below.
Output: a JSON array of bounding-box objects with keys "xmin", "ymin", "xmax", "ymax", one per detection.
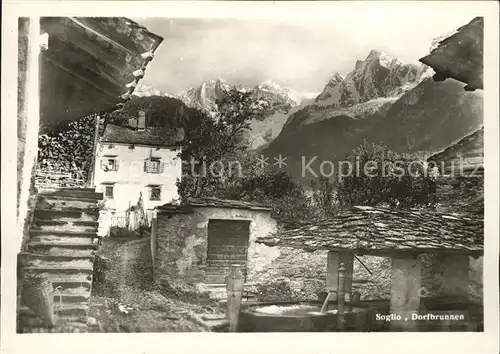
[{"xmin": 93, "ymin": 117, "xmax": 183, "ymax": 236}]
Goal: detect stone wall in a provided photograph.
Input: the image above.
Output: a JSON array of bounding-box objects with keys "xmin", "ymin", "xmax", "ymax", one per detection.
[
  {"xmin": 435, "ymin": 176, "xmax": 484, "ymax": 215},
  {"xmin": 153, "ymin": 206, "xmax": 278, "ymax": 290},
  {"xmin": 251, "ymin": 247, "xmax": 393, "ymax": 301},
  {"xmin": 153, "ymin": 206, "xmax": 396, "ymax": 300},
  {"xmin": 430, "ymin": 176, "xmax": 484, "ymax": 303},
  {"xmin": 152, "ymin": 203, "xmax": 482, "ymax": 303},
  {"xmin": 17, "ymin": 17, "xmax": 42, "ymax": 253},
  {"xmin": 17, "ymin": 18, "xmax": 29, "ymax": 215}
]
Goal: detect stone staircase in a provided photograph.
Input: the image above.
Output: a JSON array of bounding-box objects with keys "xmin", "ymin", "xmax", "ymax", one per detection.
[{"xmin": 18, "ymin": 188, "xmax": 102, "ymax": 333}]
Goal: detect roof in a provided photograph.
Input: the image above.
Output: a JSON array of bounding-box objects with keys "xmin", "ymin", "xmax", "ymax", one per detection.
[
  {"xmin": 256, "ymin": 206, "xmax": 483, "ymax": 255},
  {"xmin": 188, "ymin": 197, "xmax": 272, "ymax": 211},
  {"xmin": 428, "ymin": 127, "xmax": 484, "ymax": 177},
  {"xmin": 156, "ymin": 197, "xmax": 272, "ymax": 213},
  {"xmin": 101, "ymin": 123, "xmax": 184, "ymax": 147},
  {"xmin": 39, "ymin": 17, "xmax": 163, "ymax": 126},
  {"xmin": 419, "ymin": 17, "xmax": 483, "ymax": 91}
]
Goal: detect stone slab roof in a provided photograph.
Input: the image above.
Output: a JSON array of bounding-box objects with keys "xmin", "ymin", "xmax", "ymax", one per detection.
[
  {"xmin": 156, "ymin": 197, "xmax": 272, "ymax": 213},
  {"xmin": 428, "ymin": 127, "xmax": 484, "ymax": 177},
  {"xmin": 256, "ymin": 206, "xmax": 483, "ymax": 255},
  {"xmin": 187, "ymin": 197, "xmax": 272, "ymax": 211},
  {"xmin": 101, "ymin": 123, "xmax": 183, "ymax": 147},
  {"xmin": 419, "ymin": 17, "xmax": 483, "ymax": 91}
]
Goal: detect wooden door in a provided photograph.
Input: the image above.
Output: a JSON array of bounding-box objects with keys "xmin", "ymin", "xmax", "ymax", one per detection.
[{"xmin": 206, "ymin": 219, "xmax": 251, "ymax": 284}]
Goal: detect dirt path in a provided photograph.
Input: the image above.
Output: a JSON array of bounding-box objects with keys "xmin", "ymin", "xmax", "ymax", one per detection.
[{"xmin": 88, "ymin": 236, "xmax": 213, "ymax": 332}]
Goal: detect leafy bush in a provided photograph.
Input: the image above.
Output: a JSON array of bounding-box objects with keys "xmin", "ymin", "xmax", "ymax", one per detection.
[{"xmin": 337, "ymin": 141, "xmax": 437, "ymax": 208}]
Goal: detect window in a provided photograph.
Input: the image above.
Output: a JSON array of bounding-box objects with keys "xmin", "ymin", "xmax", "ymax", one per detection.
[
  {"xmin": 104, "ymin": 185, "xmax": 114, "ymax": 199},
  {"xmin": 149, "ymin": 186, "xmax": 161, "ymax": 201},
  {"xmin": 101, "ymin": 156, "xmax": 119, "ymax": 171},
  {"xmin": 144, "ymin": 158, "xmax": 164, "ymax": 173}
]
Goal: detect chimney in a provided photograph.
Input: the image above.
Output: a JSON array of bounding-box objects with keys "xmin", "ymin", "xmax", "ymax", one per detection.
[{"xmin": 138, "ymin": 110, "xmax": 146, "ymax": 131}]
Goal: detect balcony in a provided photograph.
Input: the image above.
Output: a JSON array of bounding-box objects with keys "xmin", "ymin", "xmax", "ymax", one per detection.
[{"xmin": 144, "ymin": 159, "xmax": 164, "ymax": 174}]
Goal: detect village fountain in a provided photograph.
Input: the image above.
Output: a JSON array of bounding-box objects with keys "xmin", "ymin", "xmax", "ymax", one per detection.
[
  {"xmin": 238, "ymin": 263, "xmax": 376, "ymax": 332},
  {"xmin": 243, "ymin": 206, "xmax": 484, "ymax": 332}
]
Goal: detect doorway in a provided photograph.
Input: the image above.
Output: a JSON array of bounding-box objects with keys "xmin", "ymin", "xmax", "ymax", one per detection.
[{"xmin": 206, "ymin": 219, "xmax": 251, "ymax": 284}]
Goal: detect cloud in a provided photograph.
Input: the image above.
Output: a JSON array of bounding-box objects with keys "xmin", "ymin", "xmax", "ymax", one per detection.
[{"xmin": 135, "ymin": 12, "xmax": 476, "ymax": 94}]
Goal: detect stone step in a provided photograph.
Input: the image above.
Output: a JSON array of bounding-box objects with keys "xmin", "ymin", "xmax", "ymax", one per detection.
[
  {"xmin": 38, "ymin": 196, "xmax": 99, "ymax": 210},
  {"xmin": 53, "ymin": 286, "xmax": 91, "ymax": 303},
  {"xmin": 40, "ymin": 189, "xmax": 103, "ymax": 200},
  {"xmin": 35, "ymin": 273, "xmax": 93, "ymax": 289},
  {"xmin": 206, "ymin": 259, "xmax": 247, "ymax": 265},
  {"xmin": 32, "ymin": 219, "xmax": 99, "ymax": 227},
  {"xmin": 19, "ymin": 313, "xmax": 87, "ymax": 324},
  {"xmin": 27, "ymin": 242, "xmax": 98, "ymax": 251},
  {"xmin": 18, "ymin": 316, "xmax": 89, "ymax": 333},
  {"xmin": 34, "ymin": 208, "xmax": 99, "ymax": 221},
  {"xmin": 59, "ymin": 187, "xmax": 97, "ymax": 193},
  {"xmin": 31, "ymin": 219, "xmax": 98, "ymax": 233},
  {"xmin": 24, "ymin": 264, "xmax": 93, "ymax": 275},
  {"xmin": 29, "ymin": 247, "xmax": 95, "ymax": 257},
  {"xmin": 25, "ymin": 258, "xmax": 94, "ymax": 272},
  {"xmin": 30, "ymin": 235, "xmax": 96, "ymax": 246},
  {"xmin": 20, "ymin": 252, "xmax": 94, "ymax": 262},
  {"xmin": 19, "ymin": 302, "xmax": 89, "ymax": 317},
  {"xmin": 19, "ymin": 286, "xmax": 91, "ymax": 311},
  {"xmin": 187, "ymin": 312, "xmax": 228, "ymax": 332},
  {"xmin": 19, "ymin": 325, "xmax": 88, "ymax": 334},
  {"xmin": 30, "ymin": 229, "xmax": 98, "ymax": 238}
]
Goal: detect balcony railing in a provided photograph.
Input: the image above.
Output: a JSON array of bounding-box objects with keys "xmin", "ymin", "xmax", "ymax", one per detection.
[{"xmin": 144, "ymin": 160, "xmax": 164, "ymax": 174}]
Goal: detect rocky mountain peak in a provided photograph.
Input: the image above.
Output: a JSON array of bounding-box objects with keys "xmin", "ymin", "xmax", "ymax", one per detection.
[
  {"xmin": 362, "ymin": 50, "xmax": 407, "ymax": 70},
  {"xmin": 315, "ymin": 49, "xmax": 421, "ymax": 107},
  {"xmin": 366, "ymin": 49, "xmax": 383, "ymax": 58},
  {"xmin": 330, "ymin": 73, "xmax": 345, "ymax": 85},
  {"xmin": 132, "ymin": 83, "xmax": 172, "ymax": 98},
  {"xmin": 176, "ymin": 78, "xmax": 230, "ymax": 112},
  {"xmin": 260, "ymin": 79, "xmax": 282, "ymax": 91}
]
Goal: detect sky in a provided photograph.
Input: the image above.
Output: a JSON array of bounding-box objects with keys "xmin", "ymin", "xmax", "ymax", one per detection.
[{"xmin": 134, "ymin": 11, "xmax": 476, "ymax": 95}]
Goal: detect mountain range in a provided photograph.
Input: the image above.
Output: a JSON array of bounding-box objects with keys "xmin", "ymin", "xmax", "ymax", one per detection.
[
  {"xmin": 133, "ymin": 38, "xmax": 483, "ymax": 185},
  {"xmin": 262, "ymin": 48, "xmax": 483, "ymax": 184},
  {"xmin": 134, "ymin": 79, "xmax": 318, "ymax": 149}
]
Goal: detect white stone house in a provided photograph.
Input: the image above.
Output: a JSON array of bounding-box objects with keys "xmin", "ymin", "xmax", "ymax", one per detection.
[{"xmin": 93, "ymin": 112, "xmax": 184, "ymax": 235}]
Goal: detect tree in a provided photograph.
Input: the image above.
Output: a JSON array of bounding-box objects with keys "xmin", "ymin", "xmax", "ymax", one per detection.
[
  {"xmin": 337, "ymin": 141, "xmax": 436, "ymax": 208},
  {"xmin": 177, "ymin": 88, "xmax": 269, "ymax": 198},
  {"xmin": 310, "ymin": 176, "xmax": 340, "ymax": 218},
  {"xmin": 223, "ymin": 163, "xmax": 314, "ymax": 223}
]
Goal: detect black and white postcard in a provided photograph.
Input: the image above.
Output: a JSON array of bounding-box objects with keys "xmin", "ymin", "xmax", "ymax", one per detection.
[{"xmin": 2, "ymin": 1, "xmax": 499, "ymax": 354}]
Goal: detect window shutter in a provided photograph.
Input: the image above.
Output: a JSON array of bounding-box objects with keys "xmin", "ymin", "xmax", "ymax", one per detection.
[
  {"xmin": 144, "ymin": 160, "xmax": 148, "ymax": 172},
  {"xmin": 115, "ymin": 159, "xmax": 119, "ymax": 171},
  {"xmin": 159, "ymin": 162, "xmax": 165, "ymax": 173},
  {"xmin": 101, "ymin": 160, "xmax": 106, "ymax": 170}
]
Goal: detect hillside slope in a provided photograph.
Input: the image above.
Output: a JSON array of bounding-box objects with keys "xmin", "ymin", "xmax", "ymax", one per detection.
[{"xmin": 263, "ymin": 50, "xmax": 483, "ymax": 184}]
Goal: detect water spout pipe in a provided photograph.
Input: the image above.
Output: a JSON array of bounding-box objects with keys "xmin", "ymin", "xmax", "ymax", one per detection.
[
  {"xmin": 320, "ymin": 291, "xmax": 333, "ymax": 313},
  {"xmin": 337, "ymin": 262, "xmax": 346, "ymax": 330}
]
